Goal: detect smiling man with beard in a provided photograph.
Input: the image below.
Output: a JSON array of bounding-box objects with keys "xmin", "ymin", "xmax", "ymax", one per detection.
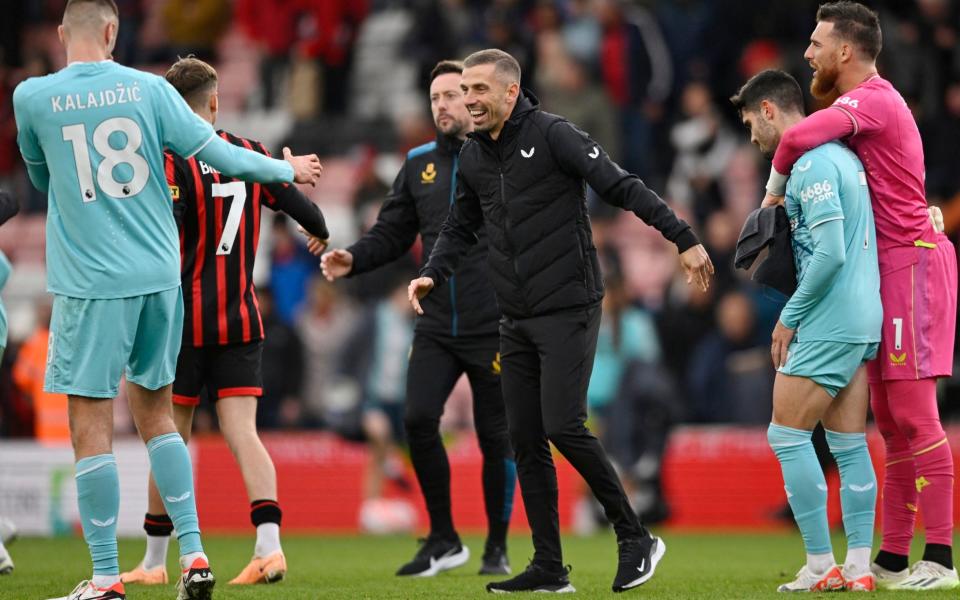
[
  {"xmin": 409, "ymin": 48, "xmax": 713, "ymax": 594},
  {"xmin": 759, "ymin": 2, "xmax": 959, "ymax": 591}
]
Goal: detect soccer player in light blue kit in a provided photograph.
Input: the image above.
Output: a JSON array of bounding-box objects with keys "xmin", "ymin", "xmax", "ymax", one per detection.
[
  {"xmin": 12, "ymin": 2, "xmax": 323, "ymax": 599},
  {"xmin": 731, "ymin": 70, "xmax": 882, "ymax": 593}
]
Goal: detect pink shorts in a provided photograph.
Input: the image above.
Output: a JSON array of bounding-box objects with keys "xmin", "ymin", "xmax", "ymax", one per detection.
[{"xmin": 867, "ymin": 236, "xmax": 958, "ymax": 382}]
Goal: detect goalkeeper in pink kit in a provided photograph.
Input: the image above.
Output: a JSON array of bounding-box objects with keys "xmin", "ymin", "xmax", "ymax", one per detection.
[{"xmin": 763, "ymin": 2, "xmax": 958, "ymax": 590}]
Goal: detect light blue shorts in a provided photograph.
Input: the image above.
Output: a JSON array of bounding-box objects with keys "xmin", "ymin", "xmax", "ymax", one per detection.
[
  {"xmin": 44, "ymin": 287, "xmax": 183, "ymax": 398},
  {"xmin": 779, "ymin": 340, "xmax": 879, "ymax": 398}
]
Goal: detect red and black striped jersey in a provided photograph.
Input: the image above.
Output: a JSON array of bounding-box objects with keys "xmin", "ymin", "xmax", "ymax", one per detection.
[{"xmin": 166, "ymin": 130, "xmax": 328, "ymax": 347}]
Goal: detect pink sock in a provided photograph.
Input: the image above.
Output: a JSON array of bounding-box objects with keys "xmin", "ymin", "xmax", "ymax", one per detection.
[
  {"xmin": 886, "ymin": 379, "xmax": 955, "ymax": 549},
  {"xmin": 871, "ymin": 382, "xmax": 918, "ymax": 556}
]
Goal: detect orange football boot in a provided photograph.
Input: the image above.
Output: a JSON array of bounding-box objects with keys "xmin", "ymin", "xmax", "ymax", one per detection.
[
  {"xmin": 228, "ymin": 551, "xmax": 286, "ymax": 585},
  {"xmin": 119, "ymin": 563, "xmax": 168, "ymax": 585}
]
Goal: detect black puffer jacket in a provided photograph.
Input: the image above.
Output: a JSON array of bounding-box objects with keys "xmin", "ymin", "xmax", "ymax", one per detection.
[
  {"xmin": 348, "ymin": 134, "xmax": 499, "ymax": 337},
  {"xmin": 422, "ymin": 91, "xmax": 699, "ymax": 319}
]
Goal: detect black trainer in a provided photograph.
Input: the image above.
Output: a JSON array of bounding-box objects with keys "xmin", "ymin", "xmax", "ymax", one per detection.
[
  {"xmin": 612, "ymin": 535, "xmax": 666, "ymax": 592},
  {"xmin": 486, "ymin": 563, "xmax": 574, "ymax": 593},
  {"xmin": 479, "ymin": 543, "xmax": 511, "ymax": 575},
  {"xmin": 395, "ymin": 536, "xmax": 470, "ymax": 576}
]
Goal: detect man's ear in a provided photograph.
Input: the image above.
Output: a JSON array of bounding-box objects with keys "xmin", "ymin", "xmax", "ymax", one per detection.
[
  {"xmin": 506, "ymin": 81, "xmax": 520, "ymax": 104},
  {"xmin": 57, "ymin": 24, "xmax": 66, "ymax": 47},
  {"xmin": 760, "ymin": 99, "xmax": 776, "ymax": 121},
  {"xmin": 838, "ymin": 42, "xmax": 854, "ymax": 64},
  {"xmin": 105, "ymin": 21, "xmax": 118, "ymax": 53}
]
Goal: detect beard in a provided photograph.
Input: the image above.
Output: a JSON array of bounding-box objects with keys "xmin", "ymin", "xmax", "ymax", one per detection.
[
  {"xmin": 436, "ymin": 116, "xmax": 468, "ymax": 138},
  {"xmin": 810, "ymin": 61, "xmax": 840, "ymax": 100},
  {"xmin": 757, "ymin": 121, "xmax": 780, "ymax": 160}
]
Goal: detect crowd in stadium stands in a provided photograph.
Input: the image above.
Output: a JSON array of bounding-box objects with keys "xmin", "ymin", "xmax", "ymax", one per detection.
[{"xmin": 0, "ymin": 2, "xmax": 958, "ymax": 495}]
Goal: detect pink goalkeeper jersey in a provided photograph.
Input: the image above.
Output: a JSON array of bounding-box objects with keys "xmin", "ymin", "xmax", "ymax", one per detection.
[{"xmin": 773, "ymin": 75, "xmax": 933, "ymax": 251}]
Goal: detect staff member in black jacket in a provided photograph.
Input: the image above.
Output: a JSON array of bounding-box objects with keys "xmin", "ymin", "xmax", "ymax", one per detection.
[
  {"xmin": 409, "ymin": 49, "xmax": 714, "ymax": 594},
  {"xmin": 319, "ymin": 60, "xmax": 515, "ymax": 578}
]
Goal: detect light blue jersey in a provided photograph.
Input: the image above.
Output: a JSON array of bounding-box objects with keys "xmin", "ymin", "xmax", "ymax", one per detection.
[
  {"xmin": 14, "ymin": 61, "xmax": 294, "ymax": 299},
  {"xmin": 782, "ymin": 142, "xmax": 882, "ymax": 343},
  {"xmin": 0, "ymin": 250, "xmax": 10, "ymax": 349}
]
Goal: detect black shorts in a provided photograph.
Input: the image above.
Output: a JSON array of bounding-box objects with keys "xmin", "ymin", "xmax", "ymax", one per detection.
[{"xmin": 172, "ymin": 341, "xmax": 263, "ymax": 406}]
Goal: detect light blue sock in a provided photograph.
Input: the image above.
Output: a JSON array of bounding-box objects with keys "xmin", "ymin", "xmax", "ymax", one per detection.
[
  {"xmin": 767, "ymin": 424, "xmax": 832, "ymax": 556},
  {"xmin": 147, "ymin": 433, "xmax": 203, "ymax": 556},
  {"xmin": 825, "ymin": 430, "xmax": 876, "ymax": 553},
  {"xmin": 76, "ymin": 454, "xmax": 120, "ymax": 576}
]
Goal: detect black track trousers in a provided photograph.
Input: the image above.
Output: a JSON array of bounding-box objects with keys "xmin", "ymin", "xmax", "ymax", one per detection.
[
  {"xmin": 404, "ymin": 331, "xmax": 515, "ymax": 544},
  {"xmin": 500, "ymin": 304, "xmax": 643, "ymax": 569}
]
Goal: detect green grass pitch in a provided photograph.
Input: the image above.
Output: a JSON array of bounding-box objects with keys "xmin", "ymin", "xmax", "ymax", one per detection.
[{"xmin": 1, "ymin": 532, "xmax": 957, "ymax": 599}]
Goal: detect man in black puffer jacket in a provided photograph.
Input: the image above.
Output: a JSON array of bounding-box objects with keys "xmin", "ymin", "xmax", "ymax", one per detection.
[
  {"xmin": 320, "ymin": 60, "xmax": 515, "ymax": 578},
  {"xmin": 410, "ymin": 49, "xmax": 714, "ymax": 594}
]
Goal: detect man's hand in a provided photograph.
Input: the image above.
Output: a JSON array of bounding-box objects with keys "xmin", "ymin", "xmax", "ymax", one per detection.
[
  {"xmin": 298, "ymin": 226, "xmax": 328, "ymax": 256},
  {"xmin": 771, "ymin": 320, "xmax": 795, "ymax": 370},
  {"xmin": 761, "ymin": 193, "xmax": 785, "ymax": 207},
  {"xmin": 320, "ymin": 249, "xmax": 354, "ymax": 282},
  {"xmin": 929, "ymin": 205, "xmax": 945, "ymax": 234},
  {"xmin": 407, "ymin": 277, "xmax": 435, "ymax": 315},
  {"xmin": 283, "ymin": 146, "xmax": 323, "ymax": 186},
  {"xmin": 679, "ymin": 244, "xmax": 714, "ymax": 292}
]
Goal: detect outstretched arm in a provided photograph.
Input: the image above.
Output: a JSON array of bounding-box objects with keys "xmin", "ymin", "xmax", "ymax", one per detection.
[
  {"xmin": 548, "ymin": 119, "xmax": 699, "ymax": 250},
  {"xmin": 771, "ymin": 218, "xmax": 845, "ymax": 368},
  {"xmin": 256, "ymin": 142, "xmax": 328, "ymax": 240},
  {"xmin": 194, "ymin": 136, "xmax": 295, "ymax": 184},
  {"xmin": 411, "ymin": 173, "xmax": 483, "ymax": 314},
  {"xmin": 345, "ymin": 162, "xmax": 420, "ymax": 275},
  {"xmin": 770, "ymin": 156, "xmax": 847, "ymax": 367},
  {"xmin": 547, "ymin": 119, "xmax": 713, "ymax": 289},
  {"xmin": 155, "ymin": 77, "xmax": 321, "ymax": 185},
  {"xmin": 767, "ymin": 108, "xmax": 856, "ymax": 196},
  {"xmin": 419, "ymin": 174, "xmax": 484, "ymax": 287}
]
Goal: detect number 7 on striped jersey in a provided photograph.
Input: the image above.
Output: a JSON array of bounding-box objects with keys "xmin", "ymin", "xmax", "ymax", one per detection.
[{"xmin": 212, "ymin": 181, "xmax": 247, "ymax": 256}]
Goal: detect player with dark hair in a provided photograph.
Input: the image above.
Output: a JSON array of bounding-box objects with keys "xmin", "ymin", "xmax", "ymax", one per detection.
[
  {"xmin": 321, "ymin": 59, "xmax": 516, "ymax": 578},
  {"xmin": 410, "ymin": 48, "xmax": 713, "ymax": 593},
  {"xmin": 120, "ymin": 56, "xmax": 329, "ymax": 588},
  {"xmin": 13, "ymin": 2, "xmax": 322, "ymax": 599},
  {"xmin": 733, "ymin": 68, "xmax": 881, "ymax": 592},
  {"xmin": 761, "ymin": 2, "xmax": 959, "ymax": 590}
]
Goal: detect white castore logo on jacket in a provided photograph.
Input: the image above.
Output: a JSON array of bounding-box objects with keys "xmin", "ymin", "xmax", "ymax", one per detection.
[{"xmin": 520, "ymin": 147, "xmax": 535, "ymax": 158}]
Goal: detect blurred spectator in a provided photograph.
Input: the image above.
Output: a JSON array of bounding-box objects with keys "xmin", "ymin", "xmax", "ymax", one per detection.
[
  {"xmin": 12, "ymin": 302, "xmax": 68, "ymax": 442},
  {"xmin": 587, "ymin": 271, "xmax": 660, "ymax": 429},
  {"xmin": 161, "ymin": 0, "xmax": 231, "ymax": 62},
  {"xmin": 700, "ymin": 210, "xmax": 739, "ymax": 295},
  {"xmin": 113, "ymin": 0, "xmax": 145, "ymax": 65},
  {"xmin": 687, "ymin": 290, "xmax": 772, "ymax": 424},
  {"xmin": 655, "ymin": 277, "xmax": 714, "ymax": 408},
  {"xmin": 257, "ymin": 287, "xmax": 306, "ymax": 430},
  {"xmin": 297, "ymin": 277, "xmax": 360, "ymax": 429},
  {"xmin": 535, "ymin": 28, "xmax": 618, "ymax": 159},
  {"xmin": 561, "ymin": 0, "xmax": 601, "ymax": 70},
  {"xmin": 298, "ymin": 0, "xmax": 368, "ymax": 116},
  {"xmin": 582, "ymin": 269, "xmax": 678, "ymax": 527},
  {"xmin": 923, "ymin": 81, "xmax": 960, "ymax": 208},
  {"xmin": 340, "ymin": 279, "xmax": 414, "ymax": 501},
  {"xmin": 666, "ymin": 80, "xmax": 737, "ymax": 224},
  {"xmin": 269, "ymin": 214, "xmax": 319, "ymax": 325},
  {"xmin": 594, "ymin": 0, "xmax": 672, "ymax": 180},
  {"xmin": 235, "ymin": 0, "xmax": 299, "ymax": 110}
]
